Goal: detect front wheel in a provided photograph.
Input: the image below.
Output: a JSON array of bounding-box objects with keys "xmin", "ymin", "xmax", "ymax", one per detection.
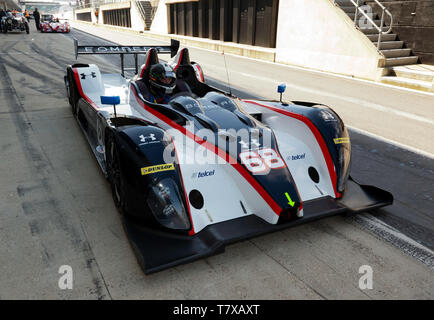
[{"xmin": 106, "ymin": 134, "xmax": 126, "ymax": 214}]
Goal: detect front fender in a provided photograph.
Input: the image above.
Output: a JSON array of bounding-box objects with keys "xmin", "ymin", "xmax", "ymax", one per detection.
[{"xmin": 111, "ymin": 124, "xmax": 192, "ymax": 234}]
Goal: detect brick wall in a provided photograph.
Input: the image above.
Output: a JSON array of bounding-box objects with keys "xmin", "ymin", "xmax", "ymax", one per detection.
[{"xmin": 367, "ymin": 0, "xmax": 434, "ymax": 64}]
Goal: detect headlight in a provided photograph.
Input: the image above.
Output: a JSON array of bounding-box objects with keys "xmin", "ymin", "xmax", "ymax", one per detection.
[
  {"xmin": 337, "ymin": 126, "xmax": 351, "ymax": 193},
  {"xmin": 146, "ymin": 178, "xmax": 191, "ymax": 230}
]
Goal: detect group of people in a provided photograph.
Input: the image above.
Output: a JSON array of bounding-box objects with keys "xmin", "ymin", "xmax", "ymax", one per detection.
[{"xmin": 0, "ymin": 8, "xmax": 41, "ymax": 32}]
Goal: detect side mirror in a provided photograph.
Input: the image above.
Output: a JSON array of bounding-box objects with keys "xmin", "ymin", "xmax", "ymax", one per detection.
[
  {"xmin": 277, "ymin": 83, "xmax": 286, "ymax": 94},
  {"xmin": 277, "ymin": 84, "xmax": 286, "ymax": 103},
  {"xmin": 100, "ymin": 96, "xmax": 120, "ymax": 105},
  {"xmin": 101, "ymin": 96, "xmax": 120, "ymax": 117}
]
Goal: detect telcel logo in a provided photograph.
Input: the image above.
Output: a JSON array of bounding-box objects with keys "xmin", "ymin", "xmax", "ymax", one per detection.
[
  {"xmin": 290, "ymin": 153, "xmax": 306, "ymax": 160},
  {"xmin": 197, "ymin": 170, "xmax": 215, "ymax": 178}
]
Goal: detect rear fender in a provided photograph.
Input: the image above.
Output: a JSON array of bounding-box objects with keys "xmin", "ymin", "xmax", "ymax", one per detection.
[
  {"xmin": 69, "ymin": 64, "xmax": 104, "ymax": 101},
  {"xmin": 191, "ymin": 62, "xmax": 205, "ymax": 83}
]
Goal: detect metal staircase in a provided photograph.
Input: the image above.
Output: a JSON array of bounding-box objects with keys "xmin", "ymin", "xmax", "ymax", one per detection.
[
  {"xmin": 333, "ymin": 0, "xmax": 419, "ymax": 67},
  {"xmin": 134, "ymin": 0, "xmax": 155, "ymax": 31}
]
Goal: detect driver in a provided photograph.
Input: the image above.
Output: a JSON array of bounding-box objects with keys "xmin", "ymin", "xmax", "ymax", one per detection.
[{"xmin": 147, "ymin": 63, "xmax": 176, "ymax": 104}]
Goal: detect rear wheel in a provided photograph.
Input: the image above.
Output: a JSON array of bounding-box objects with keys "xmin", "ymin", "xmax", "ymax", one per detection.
[
  {"xmin": 106, "ymin": 134, "xmax": 125, "ymax": 214},
  {"xmin": 66, "ymin": 69, "xmax": 79, "ymax": 115}
]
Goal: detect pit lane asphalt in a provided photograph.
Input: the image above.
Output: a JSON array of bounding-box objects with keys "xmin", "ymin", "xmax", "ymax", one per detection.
[{"xmin": 0, "ymin": 24, "xmax": 432, "ymax": 299}]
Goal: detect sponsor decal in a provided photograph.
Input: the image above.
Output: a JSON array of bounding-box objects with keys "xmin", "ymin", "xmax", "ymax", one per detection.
[
  {"xmin": 80, "ymin": 72, "xmax": 96, "ymax": 79},
  {"xmin": 239, "ymin": 138, "xmax": 260, "ymax": 150},
  {"xmin": 139, "ymin": 133, "xmax": 159, "ymax": 146},
  {"xmin": 80, "ymin": 46, "xmax": 170, "ymax": 54},
  {"xmin": 320, "ymin": 110, "xmax": 337, "ymax": 122},
  {"xmin": 334, "ymin": 137, "xmax": 350, "ymax": 144},
  {"xmin": 289, "ymin": 153, "xmax": 306, "ymax": 161},
  {"xmin": 192, "ymin": 169, "xmax": 215, "ymax": 178},
  {"xmin": 141, "ymin": 163, "xmax": 175, "ymax": 175}
]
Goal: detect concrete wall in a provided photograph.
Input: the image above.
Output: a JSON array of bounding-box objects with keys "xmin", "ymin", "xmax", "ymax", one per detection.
[
  {"xmin": 99, "ymin": 2, "xmax": 131, "ymax": 27},
  {"xmin": 130, "ymin": 0, "xmax": 147, "ymax": 31},
  {"xmin": 75, "ymin": 7, "xmax": 95, "ymax": 22},
  {"xmin": 275, "ymin": 0, "xmax": 384, "ymax": 80},
  {"xmin": 150, "ymin": 0, "xmax": 168, "ymax": 34},
  {"xmin": 367, "ymin": 0, "xmax": 434, "ymax": 64},
  {"xmin": 76, "ymin": 1, "xmax": 146, "ymax": 31}
]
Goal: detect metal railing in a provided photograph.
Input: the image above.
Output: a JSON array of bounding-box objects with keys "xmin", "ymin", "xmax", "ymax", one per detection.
[
  {"xmin": 134, "ymin": 0, "xmax": 147, "ymax": 27},
  {"xmin": 333, "ymin": 0, "xmax": 393, "ymax": 49},
  {"xmin": 133, "ymin": 0, "xmax": 157, "ymax": 30}
]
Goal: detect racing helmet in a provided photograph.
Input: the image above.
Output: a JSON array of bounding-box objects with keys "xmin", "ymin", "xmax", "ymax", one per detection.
[{"xmin": 149, "ymin": 63, "xmax": 176, "ymax": 95}]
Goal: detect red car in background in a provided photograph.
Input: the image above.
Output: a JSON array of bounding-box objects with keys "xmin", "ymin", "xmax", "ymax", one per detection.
[{"xmin": 40, "ymin": 14, "xmax": 70, "ymax": 33}]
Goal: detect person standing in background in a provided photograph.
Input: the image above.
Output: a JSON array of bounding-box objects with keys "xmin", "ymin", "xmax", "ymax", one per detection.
[
  {"xmin": 25, "ymin": 9, "xmax": 30, "ymax": 22},
  {"xmin": 33, "ymin": 8, "xmax": 40, "ymax": 30},
  {"xmin": 0, "ymin": 9, "xmax": 6, "ymax": 32}
]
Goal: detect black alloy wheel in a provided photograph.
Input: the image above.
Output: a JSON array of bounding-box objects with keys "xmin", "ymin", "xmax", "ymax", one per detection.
[{"xmin": 106, "ymin": 135, "xmax": 125, "ymax": 214}]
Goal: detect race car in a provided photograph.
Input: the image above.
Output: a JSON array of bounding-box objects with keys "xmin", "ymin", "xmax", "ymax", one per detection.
[
  {"xmin": 40, "ymin": 15, "xmax": 70, "ymax": 33},
  {"xmin": 2, "ymin": 11, "xmax": 29, "ymax": 34},
  {"xmin": 64, "ymin": 39, "xmax": 393, "ymax": 274}
]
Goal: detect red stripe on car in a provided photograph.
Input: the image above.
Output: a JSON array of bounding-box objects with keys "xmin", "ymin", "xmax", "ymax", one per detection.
[{"xmin": 131, "ymin": 86, "xmax": 282, "ymax": 217}]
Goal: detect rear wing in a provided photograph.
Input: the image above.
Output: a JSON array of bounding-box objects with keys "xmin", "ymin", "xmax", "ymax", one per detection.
[{"xmin": 73, "ymin": 38, "xmax": 180, "ymax": 76}]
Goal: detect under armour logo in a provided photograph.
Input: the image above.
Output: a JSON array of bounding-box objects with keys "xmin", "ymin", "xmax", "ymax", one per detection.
[
  {"xmin": 239, "ymin": 138, "xmax": 260, "ymax": 150},
  {"xmin": 139, "ymin": 134, "xmax": 156, "ymax": 143},
  {"xmin": 80, "ymin": 72, "xmax": 96, "ymax": 79}
]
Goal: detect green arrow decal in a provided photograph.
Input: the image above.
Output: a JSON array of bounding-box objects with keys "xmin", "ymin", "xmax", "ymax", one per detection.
[{"xmin": 285, "ymin": 192, "xmax": 295, "ymax": 207}]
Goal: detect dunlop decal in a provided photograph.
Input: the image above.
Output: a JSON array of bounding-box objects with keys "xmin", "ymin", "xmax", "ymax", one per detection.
[
  {"xmin": 141, "ymin": 163, "xmax": 175, "ymax": 175},
  {"xmin": 333, "ymin": 137, "xmax": 350, "ymax": 144}
]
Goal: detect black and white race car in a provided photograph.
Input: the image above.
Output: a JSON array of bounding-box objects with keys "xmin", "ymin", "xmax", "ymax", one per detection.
[{"xmin": 64, "ymin": 40, "xmax": 393, "ymax": 274}]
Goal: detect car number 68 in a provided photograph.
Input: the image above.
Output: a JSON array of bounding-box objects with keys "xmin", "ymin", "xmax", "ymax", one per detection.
[{"xmin": 239, "ymin": 148, "xmax": 286, "ymax": 174}]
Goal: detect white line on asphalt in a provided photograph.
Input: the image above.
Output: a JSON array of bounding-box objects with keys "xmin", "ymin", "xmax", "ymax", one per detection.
[
  {"xmin": 347, "ymin": 126, "xmax": 434, "ymax": 160},
  {"xmin": 353, "ymin": 213, "xmax": 434, "ymax": 270}
]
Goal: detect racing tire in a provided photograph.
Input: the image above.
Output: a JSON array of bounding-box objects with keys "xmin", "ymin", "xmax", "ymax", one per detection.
[
  {"xmin": 66, "ymin": 69, "xmax": 79, "ymax": 115},
  {"xmin": 106, "ymin": 134, "xmax": 126, "ymax": 215}
]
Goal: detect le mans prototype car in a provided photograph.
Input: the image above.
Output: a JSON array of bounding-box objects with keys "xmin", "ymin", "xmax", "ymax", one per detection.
[
  {"xmin": 64, "ymin": 39, "xmax": 393, "ymax": 274},
  {"xmin": 2, "ymin": 12, "xmax": 29, "ymax": 34},
  {"xmin": 40, "ymin": 15, "xmax": 70, "ymax": 33}
]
